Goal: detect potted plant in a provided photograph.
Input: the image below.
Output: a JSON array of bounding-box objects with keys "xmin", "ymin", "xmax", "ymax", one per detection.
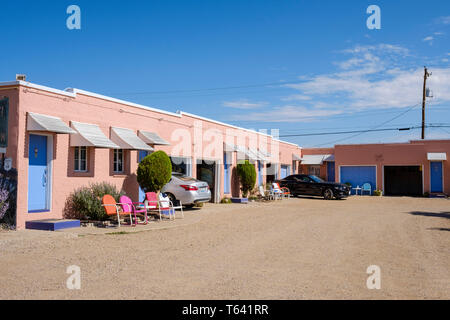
[{"xmin": 232, "ymin": 160, "xmax": 256, "ymax": 203}]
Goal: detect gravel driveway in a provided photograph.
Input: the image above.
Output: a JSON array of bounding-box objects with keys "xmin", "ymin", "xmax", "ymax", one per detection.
[{"xmin": 0, "ymin": 196, "xmax": 449, "ymax": 299}]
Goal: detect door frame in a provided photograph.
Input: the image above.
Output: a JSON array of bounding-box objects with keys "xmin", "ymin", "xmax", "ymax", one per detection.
[
  {"xmin": 429, "ymin": 161, "xmax": 444, "ymax": 193},
  {"xmin": 382, "ymin": 164, "xmax": 424, "ymax": 196},
  {"xmin": 27, "ymin": 133, "xmax": 53, "ymax": 213}
]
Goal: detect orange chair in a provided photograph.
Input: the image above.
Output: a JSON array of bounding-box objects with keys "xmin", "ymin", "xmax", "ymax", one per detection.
[
  {"xmin": 274, "ymin": 182, "xmax": 291, "ymax": 199},
  {"xmin": 101, "ymin": 194, "xmax": 135, "ymax": 227}
]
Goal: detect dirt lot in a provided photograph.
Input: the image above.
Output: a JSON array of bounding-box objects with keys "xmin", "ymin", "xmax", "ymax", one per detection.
[{"xmin": 0, "ymin": 196, "xmax": 449, "ymax": 299}]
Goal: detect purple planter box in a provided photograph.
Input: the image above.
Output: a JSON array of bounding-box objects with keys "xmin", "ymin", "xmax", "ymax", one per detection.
[
  {"xmin": 25, "ymin": 219, "xmax": 81, "ymax": 231},
  {"xmin": 231, "ymin": 198, "xmax": 248, "ymax": 204}
]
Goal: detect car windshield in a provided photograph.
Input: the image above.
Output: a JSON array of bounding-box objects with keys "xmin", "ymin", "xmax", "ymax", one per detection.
[{"xmin": 309, "ymin": 175, "xmax": 324, "ymax": 183}]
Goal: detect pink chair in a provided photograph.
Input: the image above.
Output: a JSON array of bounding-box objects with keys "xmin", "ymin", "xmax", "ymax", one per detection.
[
  {"xmin": 145, "ymin": 192, "xmax": 173, "ymax": 221},
  {"xmin": 119, "ymin": 195, "xmax": 147, "ymax": 226}
]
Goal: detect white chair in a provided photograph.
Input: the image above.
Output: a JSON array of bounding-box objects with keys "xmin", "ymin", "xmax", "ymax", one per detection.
[
  {"xmin": 270, "ymin": 183, "xmax": 283, "ymax": 200},
  {"xmin": 158, "ymin": 193, "xmax": 176, "ymax": 220}
]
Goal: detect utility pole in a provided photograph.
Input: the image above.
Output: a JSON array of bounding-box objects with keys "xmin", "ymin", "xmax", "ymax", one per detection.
[{"xmin": 421, "ymin": 67, "xmax": 431, "ymax": 139}]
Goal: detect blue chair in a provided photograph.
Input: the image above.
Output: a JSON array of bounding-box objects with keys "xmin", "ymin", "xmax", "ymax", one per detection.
[{"xmin": 361, "ymin": 183, "xmax": 372, "ymax": 195}]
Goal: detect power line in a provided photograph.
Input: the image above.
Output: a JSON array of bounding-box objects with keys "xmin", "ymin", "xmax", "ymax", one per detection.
[
  {"xmin": 312, "ymin": 102, "xmax": 422, "ymax": 147},
  {"xmin": 279, "ymin": 126, "xmax": 422, "ymax": 137},
  {"xmin": 107, "ymin": 79, "xmax": 305, "ymax": 96}
]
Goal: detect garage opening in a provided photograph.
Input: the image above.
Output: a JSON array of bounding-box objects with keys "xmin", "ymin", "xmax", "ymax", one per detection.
[
  {"xmin": 340, "ymin": 166, "xmax": 376, "ymax": 195},
  {"xmin": 197, "ymin": 160, "xmax": 216, "ymax": 203},
  {"xmin": 384, "ymin": 166, "xmax": 422, "ymax": 196}
]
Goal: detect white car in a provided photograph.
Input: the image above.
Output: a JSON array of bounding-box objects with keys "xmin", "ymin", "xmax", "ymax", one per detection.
[{"xmin": 161, "ymin": 172, "xmax": 211, "ymax": 208}]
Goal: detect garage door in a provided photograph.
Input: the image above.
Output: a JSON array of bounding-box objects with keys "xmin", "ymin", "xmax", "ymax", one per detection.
[
  {"xmin": 384, "ymin": 166, "xmax": 422, "ymax": 196},
  {"xmin": 340, "ymin": 166, "xmax": 376, "ymax": 195}
]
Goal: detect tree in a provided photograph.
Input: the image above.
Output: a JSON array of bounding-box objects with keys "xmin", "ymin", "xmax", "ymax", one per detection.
[
  {"xmin": 137, "ymin": 151, "xmax": 172, "ymax": 194},
  {"xmin": 236, "ymin": 160, "xmax": 256, "ymax": 198}
]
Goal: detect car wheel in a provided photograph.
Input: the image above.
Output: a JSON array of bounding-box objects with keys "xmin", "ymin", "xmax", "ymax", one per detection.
[
  {"xmin": 166, "ymin": 193, "xmax": 178, "ymax": 206},
  {"xmin": 323, "ymin": 189, "xmax": 334, "ymax": 200}
]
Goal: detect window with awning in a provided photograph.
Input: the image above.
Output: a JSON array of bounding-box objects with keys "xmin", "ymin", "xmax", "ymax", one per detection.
[
  {"xmin": 138, "ymin": 131, "xmax": 170, "ymax": 145},
  {"xmin": 111, "ymin": 127, "xmax": 154, "ymax": 151},
  {"xmin": 27, "ymin": 112, "xmax": 75, "ymax": 134},
  {"xmin": 70, "ymin": 121, "xmax": 119, "ymax": 149}
]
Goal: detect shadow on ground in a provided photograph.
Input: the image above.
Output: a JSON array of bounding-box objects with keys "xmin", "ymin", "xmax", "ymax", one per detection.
[
  {"xmin": 408, "ymin": 211, "xmax": 450, "ymax": 219},
  {"xmin": 427, "ymin": 227, "xmax": 450, "ymax": 232}
]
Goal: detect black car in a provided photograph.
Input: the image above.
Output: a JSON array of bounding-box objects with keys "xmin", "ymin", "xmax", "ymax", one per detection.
[{"xmin": 277, "ymin": 174, "xmax": 351, "ymax": 200}]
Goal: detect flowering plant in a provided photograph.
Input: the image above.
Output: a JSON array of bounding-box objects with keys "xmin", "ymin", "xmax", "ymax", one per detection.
[{"xmin": 0, "ymin": 188, "xmax": 9, "ymax": 220}]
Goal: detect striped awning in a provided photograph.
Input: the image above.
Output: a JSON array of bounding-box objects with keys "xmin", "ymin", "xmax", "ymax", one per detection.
[
  {"xmin": 224, "ymin": 142, "xmax": 238, "ymax": 152},
  {"xmin": 27, "ymin": 112, "xmax": 75, "ymax": 134},
  {"xmin": 138, "ymin": 131, "xmax": 170, "ymax": 145},
  {"xmin": 111, "ymin": 127, "xmax": 154, "ymax": 151},
  {"xmin": 70, "ymin": 121, "xmax": 119, "ymax": 149}
]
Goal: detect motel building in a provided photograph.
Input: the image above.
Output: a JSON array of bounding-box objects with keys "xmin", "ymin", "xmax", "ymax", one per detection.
[
  {"xmin": 0, "ymin": 80, "xmax": 301, "ymax": 230},
  {"xmin": 301, "ymin": 141, "xmax": 449, "ymax": 196},
  {"xmin": 1, "ymin": 80, "xmax": 449, "ymax": 230}
]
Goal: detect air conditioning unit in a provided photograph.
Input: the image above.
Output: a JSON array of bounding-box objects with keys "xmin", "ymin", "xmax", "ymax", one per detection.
[{"xmin": 16, "ymin": 74, "xmax": 26, "ymax": 81}]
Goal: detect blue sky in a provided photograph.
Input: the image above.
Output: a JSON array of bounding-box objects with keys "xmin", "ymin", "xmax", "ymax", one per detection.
[{"xmin": 1, "ymin": 0, "xmax": 450, "ymax": 147}]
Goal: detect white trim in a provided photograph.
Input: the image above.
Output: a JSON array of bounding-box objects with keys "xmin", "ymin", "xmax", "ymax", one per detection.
[
  {"xmin": 381, "ymin": 164, "xmax": 425, "ymax": 196},
  {"xmin": 73, "ymin": 146, "xmax": 88, "ymax": 172},
  {"xmin": 0, "ymin": 80, "xmax": 302, "ymax": 148}
]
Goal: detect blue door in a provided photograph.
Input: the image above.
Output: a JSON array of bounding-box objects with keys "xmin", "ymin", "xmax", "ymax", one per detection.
[
  {"xmin": 258, "ymin": 161, "xmax": 263, "ymax": 186},
  {"xmin": 224, "ymin": 153, "xmax": 230, "ymax": 194},
  {"xmin": 28, "ymin": 134, "xmax": 49, "ymax": 212},
  {"xmin": 138, "ymin": 150, "xmax": 149, "ymax": 201},
  {"xmin": 327, "ymin": 162, "xmax": 335, "ymax": 182},
  {"xmin": 280, "ymin": 165, "xmax": 288, "ymax": 179},
  {"xmin": 340, "ymin": 166, "xmax": 376, "ymax": 195},
  {"xmin": 430, "ymin": 162, "xmax": 443, "ymax": 193}
]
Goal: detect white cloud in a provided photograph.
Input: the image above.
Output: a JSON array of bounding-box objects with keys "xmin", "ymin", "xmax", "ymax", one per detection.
[
  {"xmin": 231, "ymin": 105, "xmax": 344, "ymax": 123},
  {"xmin": 423, "ymin": 36, "xmax": 434, "ymax": 43},
  {"xmin": 222, "ymin": 99, "xmax": 267, "ymax": 109},
  {"xmin": 284, "ymin": 44, "xmax": 450, "ymax": 110},
  {"xmin": 281, "ymin": 94, "xmax": 312, "ymax": 101},
  {"xmin": 435, "ymin": 16, "xmax": 450, "ymax": 25}
]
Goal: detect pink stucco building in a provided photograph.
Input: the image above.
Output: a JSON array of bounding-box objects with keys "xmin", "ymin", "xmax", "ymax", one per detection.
[
  {"xmin": 0, "ymin": 80, "xmax": 301, "ymax": 229},
  {"xmin": 301, "ymin": 141, "xmax": 449, "ymax": 196}
]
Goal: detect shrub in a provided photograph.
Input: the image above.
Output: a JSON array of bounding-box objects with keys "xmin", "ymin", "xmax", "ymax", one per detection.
[
  {"xmin": 65, "ymin": 182, "xmax": 123, "ymax": 221},
  {"xmin": 236, "ymin": 160, "xmax": 256, "ymax": 198},
  {"xmin": 194, "ymin": 202, "xmax": 204, "ymax": 208},
  {"xmin": 137, "ymin": 151, "xmax": 172, "ymax": 193},
  {"xmin": 373, "ymin": 190, "xmax": 383, "ymax": 196},
  {"xmin": 344, "ymin": 182, "xmax": 352, "ymax": 187},
  {"xmin": 220, "ymin": 197, "xmax": 232, "ymax": 204},
  {"xmin": 0, "ymin": 188, "xmax": 9, "ymax": 220}
]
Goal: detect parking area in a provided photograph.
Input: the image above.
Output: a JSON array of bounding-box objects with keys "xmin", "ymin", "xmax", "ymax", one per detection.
[{"xmin": 0, "ymin": 196, "xmax": 449, "ymax": 299}]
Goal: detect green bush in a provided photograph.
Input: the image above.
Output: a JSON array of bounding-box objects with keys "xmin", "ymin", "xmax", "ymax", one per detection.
[
  {"xmin": 220, "ymin": 197, "xmax": 232, "ymax": 204},
  {"xmin": 137, "ymin": 151, "xmax": 172, "ymax": 193},
  {"xmin": 65, "ymin": 182, "xmax": 123, "ymax": 221},
  {"xmin": 236, "ymin": 160, "xmax": 256, "ymax": 198},
  {"xmin": 373, "ymin": 190, "xmax": 383, "ymax": 196}
]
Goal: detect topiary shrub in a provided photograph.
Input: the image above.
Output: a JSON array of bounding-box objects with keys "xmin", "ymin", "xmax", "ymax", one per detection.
[
  {"xmin": 65, "ymin": 182, "xmax": 123, "ymax": 221},
  {"xmin": 236, "ymin": 160, "xmax": 256, "ymax": 198},
  {"xmin": 137, "ymin": 151, "xmax": 172, "ymax": 193}
]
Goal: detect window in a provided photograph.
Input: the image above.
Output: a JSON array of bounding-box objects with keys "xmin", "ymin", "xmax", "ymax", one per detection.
[
  {"xmin": 308, "ymin": 165, "xmax": 320, "ymax": 176},
  {"xmin": 74, "ymin": 147, "xmax": 87, "ymax": 172},
  {"xmin": 113, "ymin": 149, "xmax": 124, "ymax": 173}
]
